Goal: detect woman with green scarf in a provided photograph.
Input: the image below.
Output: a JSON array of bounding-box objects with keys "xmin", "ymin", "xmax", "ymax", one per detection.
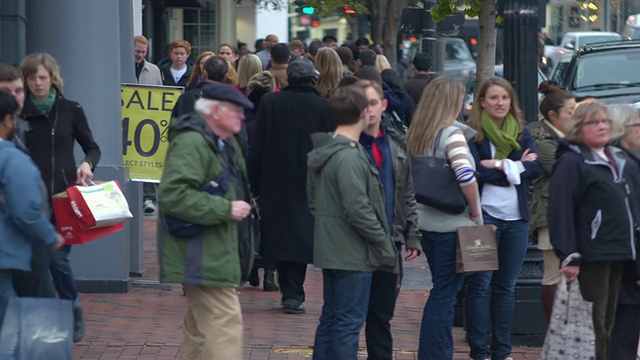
[
  {"xmin": 20, "ymin": 53, "xmax": 101, "ymax": 344},
  {"xmin": 464, "ymin": 77, "xmax": 542, "ymax": 360}
]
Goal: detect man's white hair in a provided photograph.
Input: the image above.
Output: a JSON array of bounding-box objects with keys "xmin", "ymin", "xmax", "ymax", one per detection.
[{"xmin": 194, "ymin": 98, "xmax": 219, "ymax": 117}]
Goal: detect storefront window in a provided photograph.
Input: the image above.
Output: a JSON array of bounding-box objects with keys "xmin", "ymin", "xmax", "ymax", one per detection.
[{"xmin": 183, "ymin": 2, "xmax": 216, "ymax": 57}]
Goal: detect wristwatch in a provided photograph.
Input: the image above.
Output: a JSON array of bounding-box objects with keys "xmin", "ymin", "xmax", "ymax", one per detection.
[{"xmin": 495, "ymin": 160, "xmax": 502, "ymax": 169}]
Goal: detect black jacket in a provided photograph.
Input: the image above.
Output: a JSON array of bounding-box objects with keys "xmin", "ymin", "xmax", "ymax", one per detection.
[
  {"xmin": 161, "ymin": 64, "xmax": 193, "ymax": 88},
  {"xmin": 247, "ymin": 85, "xmax": 335, "ymax": 264},
  {"xmin": 469, "ymin": 128, "xmax": 542, "ymax": 221},
  {"xmin": 548, "ymin": 139, "xmax": 638, "ymax": 265},
  {"xmin": 21, "ymin": 93, "xmax": 101, "ymax": 200}
]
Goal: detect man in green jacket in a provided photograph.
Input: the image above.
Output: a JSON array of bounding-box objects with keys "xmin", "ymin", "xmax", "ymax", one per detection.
[
  {"xmin": 157, "ymin": 82, "xmax": 254, "ymax": 360},
  {"xmin": 308, "ymin": 85, "xmax": 397, "ymax": 359}
]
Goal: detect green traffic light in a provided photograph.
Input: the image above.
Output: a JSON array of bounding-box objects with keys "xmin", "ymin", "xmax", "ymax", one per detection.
[{"xmin": 302, "ymin": 7, "xmax": 315, "ymax": 14}]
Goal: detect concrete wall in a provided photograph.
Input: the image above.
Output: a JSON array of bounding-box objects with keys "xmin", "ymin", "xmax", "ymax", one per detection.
[
  {"xmin": 237, "ymin": 1, "xmax": 258, "ymax": 51},
  {"xmin": 256, "ymin": 3, "xmax": 289, "ymax": 42},
  {"xmin": 26, "ymin": 0, "xmax": 133, "ymax": 293}
]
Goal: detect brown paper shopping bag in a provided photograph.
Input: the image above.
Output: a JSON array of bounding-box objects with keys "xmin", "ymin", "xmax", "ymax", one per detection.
[{"xmin": 456, "ymin": 224, "xmax": 499, "ymax": 274}]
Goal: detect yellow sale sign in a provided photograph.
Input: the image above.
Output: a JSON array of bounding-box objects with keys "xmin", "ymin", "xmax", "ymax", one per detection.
[{"xmin": 121, "ymin": 84, "xmax": 183, "ymax": 182}]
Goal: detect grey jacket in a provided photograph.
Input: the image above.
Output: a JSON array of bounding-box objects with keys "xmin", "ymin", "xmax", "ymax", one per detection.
[
  {"xmin": 387, "ymin": 126, "xmax": 422, "ymax": 252},
  {"xmin": 416, "ymin": 121, "xmax": 480, "ymax": 233}
]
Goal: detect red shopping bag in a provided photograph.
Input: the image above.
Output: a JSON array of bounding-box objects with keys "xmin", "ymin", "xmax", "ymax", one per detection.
[
  {"xmin": 66, "ymin": 180, "xmax": 133, "ymax": 229},
  {"xmin": 52, "ymin": 191, "xmax": 124, "ymax": 245}
]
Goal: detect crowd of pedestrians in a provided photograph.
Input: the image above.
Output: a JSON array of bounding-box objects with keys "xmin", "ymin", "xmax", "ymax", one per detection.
[{"xmin": 1, "ymin": 32, "xmax": 639, "ymax": 360}]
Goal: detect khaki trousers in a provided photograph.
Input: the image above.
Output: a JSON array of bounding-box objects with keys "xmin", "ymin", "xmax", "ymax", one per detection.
[{"xmin": 179, "ymin": 285, "xmax": 243, "ymax": 360}]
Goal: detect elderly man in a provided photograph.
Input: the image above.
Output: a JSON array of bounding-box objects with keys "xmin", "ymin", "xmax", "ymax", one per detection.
[{"xmin": 157, "ymin": 82, "xmax": 254, "ymax": 359}]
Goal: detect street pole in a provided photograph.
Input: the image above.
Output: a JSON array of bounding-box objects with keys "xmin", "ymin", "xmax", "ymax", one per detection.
[{"xmin": 422, "ymin": 0, "xmax": 438, "ymax": 72}]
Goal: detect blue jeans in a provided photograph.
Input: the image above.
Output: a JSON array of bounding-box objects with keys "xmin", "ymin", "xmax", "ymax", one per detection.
[
  {"xmin": 419, "ymin": 231, "xmax": 466, "ymax": 360},
  {"xmin": 464, "ymin": 215, "xmax": 529, "ymax": 360},
  {"xmin": 50, "ymin": 245, "xmax": 80, "ymax": 308},
  {"xmin": 0, "ymin": 270, "xmax": 16, "ymax": 329},
  {"xmin": 313, "ymin": 270, "xmax": 373, "ymax": 360}
]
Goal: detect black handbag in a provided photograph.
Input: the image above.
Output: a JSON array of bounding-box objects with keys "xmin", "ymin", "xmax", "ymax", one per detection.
[{"xmin": 411, "ymin": 130, "xmax": 467, "ymax": 214}]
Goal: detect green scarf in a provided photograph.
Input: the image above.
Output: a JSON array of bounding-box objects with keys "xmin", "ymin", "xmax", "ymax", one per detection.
[
  {"xmin": 30, "ymin": 88, "xmax": 57, "ymax": 116},
  {"xmin": 481, "ymin": 110, "xmax": 521, "ymax": 160}
]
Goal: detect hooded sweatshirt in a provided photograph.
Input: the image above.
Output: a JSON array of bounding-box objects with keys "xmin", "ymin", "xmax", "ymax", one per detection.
[{"xmin": 307, "ymin": 132, "xmax": 397, "ymax": 273}]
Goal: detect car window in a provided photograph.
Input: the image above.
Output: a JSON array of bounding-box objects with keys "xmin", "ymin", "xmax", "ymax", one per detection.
[
  {"xmin": 551, "ymin": 61, "xmax": 570, "ymax": 83},
  {"xmin": 578, "ymin": 35, "xmax": 621, "ymax": 46},
  {"xmin": 445, "ymin": 40, "xmax": 473, "ymax": 61},
  {"xmin": 573, "ymin": 50, "xmax": 640, "ymax": 89}
]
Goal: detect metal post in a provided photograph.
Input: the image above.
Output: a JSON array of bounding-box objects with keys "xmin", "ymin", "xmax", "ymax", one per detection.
[
  {"xmin": 422, "ymin": 0, "xmax": 438, "ymax": 72},
  {"xmin": 27, "ymin": 0, "xmax": 132, "ymax": 293},
  {"xmin": 503, "ymin": 0, "xmax": 546, "ymax": 346}
]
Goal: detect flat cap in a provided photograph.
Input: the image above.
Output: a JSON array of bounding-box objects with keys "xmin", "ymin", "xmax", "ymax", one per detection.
[
  {"xmin": 287, "ymin": 59, "xmax": 319, "ymax": 80},
  {"xmin": 201, "ymin": 82, "xmax": 254, "ymax": 110}
]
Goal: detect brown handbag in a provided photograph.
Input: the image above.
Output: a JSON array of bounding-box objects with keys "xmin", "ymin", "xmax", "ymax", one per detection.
[{"xmin": 456, "ymin": 224, "xmax": 499, "ymax": 274}]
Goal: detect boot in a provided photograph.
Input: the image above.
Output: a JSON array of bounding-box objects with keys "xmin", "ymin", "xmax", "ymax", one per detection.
[
  {"xmin": 73, "ymin": 307, "xmax": 86, "ymax": 343},
  {"xmin": 263, "ymin": 269, "xmax": 279, "ymax": 292},
  {"xmin": 248, "ymin": 266, "xmax": 260, "ymax": 287},
  {"xmin": 541, "ymin": 284, "xmax": 557, "ymax": 324}
]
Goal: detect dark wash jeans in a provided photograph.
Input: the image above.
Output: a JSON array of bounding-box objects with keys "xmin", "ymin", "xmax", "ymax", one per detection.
[
  {"xmin": 313, "ymin": 270, "xmax": 373, "ymax": 360},
  {"xmin": 365, "ymin": 243, "xmax": 403, "ymax": 360},
  {"xmin": 464, "ymin": 215, "xmax": 529, "ymax": 360},
  {"xmin": 50, "ymin": 245, "xmax": 80, "ymax": 308},
  {"xmin": 418, "ymin": 230, "xmax": 465, "ymax": 360}
]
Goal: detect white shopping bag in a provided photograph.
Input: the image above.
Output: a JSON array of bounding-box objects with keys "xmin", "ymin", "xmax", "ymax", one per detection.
[{"xmin": 66, "ymin": 180, "xmax": 133, "ymax": 229}]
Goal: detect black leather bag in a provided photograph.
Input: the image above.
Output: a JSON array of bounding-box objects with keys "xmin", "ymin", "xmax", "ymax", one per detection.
[{"xmin": 411, "ymin": 130, "xmax": 467, "ymax": 214}]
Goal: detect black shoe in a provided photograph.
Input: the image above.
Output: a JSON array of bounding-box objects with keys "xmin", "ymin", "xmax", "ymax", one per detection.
[
  {"xmin": 73, "ymin": 307, "xmax": 86, "ymax": 343},
  {"xmin": 248, "ymin": 267, "xmax": 259, "ymax": 287},
  {"xmin": 263, "ymin": 270, "xmax": 279, "ymax": 292},
  {"xmin": 282, "ymin": 300, "xmax": 305, "ymax": 314}
]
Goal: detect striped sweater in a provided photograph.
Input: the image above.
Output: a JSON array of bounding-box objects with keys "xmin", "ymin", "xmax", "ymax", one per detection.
[{"xmin": 416, "ymin": 122, "xmax": 480, "ymax": 233}]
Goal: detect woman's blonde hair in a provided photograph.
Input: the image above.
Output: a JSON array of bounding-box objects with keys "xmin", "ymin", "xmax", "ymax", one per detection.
[
  {"xmin": 467, "ymin": 77, "xmax": 524, "ymax": 143},
  {"xmin": 406, "ymin": 77, "xmax": 466, "ymax": 156},
  {"xmin": 608, "ymin": 104, "xmax": 639, "ymax": 144},
  {"xmin": 564, "ymin": 98, "xmax": 608, "ymax": 144},
  {"xmin": 20, "ymin": 53, "xmax": 64, "ymax": 93},
  {"xmin": 235, "ymin": 54, "xmax": 263, "ymax": 88},
  {"xmin": 223, "ymin": 60, "xmax": 236, "ymax": 84},
  {"xmin": 314, "ymin": 47, "xmax": 342, "ymax": 98},
  {"xmin": 187, "ymin": 51, "xmax": 215, "ymax": 88},
  {"xmin": 375, "ymin": 54, "xmax": 391, "ymax": 73}
]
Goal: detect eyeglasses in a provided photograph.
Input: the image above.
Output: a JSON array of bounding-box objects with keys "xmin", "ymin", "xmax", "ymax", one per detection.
[
  {"xmin": 581, "ymin": 119, "xmax": 612, "ymax": 126},
  {"xmin": 626, "ymin": 123, "xmax": 640, "ymax": 128}
]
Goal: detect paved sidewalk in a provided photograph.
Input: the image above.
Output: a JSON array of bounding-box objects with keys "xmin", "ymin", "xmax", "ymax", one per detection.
[{"xmin": 73, "ymin": 219, "xmax": 541, "ymax": 359}]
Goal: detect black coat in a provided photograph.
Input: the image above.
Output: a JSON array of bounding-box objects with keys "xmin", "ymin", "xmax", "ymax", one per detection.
[
  {"xmin": 21, "ymin": 93, "xmax": 101, "ymax": 200},
  {"xmin": 248, "ymin": 85, "xmax": 335, "ymax": 264},
  {"xmin": 161, "ymin": 64, "xmax": 193, "ymax": 88}
]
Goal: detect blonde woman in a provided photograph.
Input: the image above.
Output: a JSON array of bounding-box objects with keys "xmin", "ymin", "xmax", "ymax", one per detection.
[
  {"xmin": 235, "ymin": 54, "xmax": 263, "ymax": 94},
  {"xmin": 375, "ymin": 54, "xmax": 391, "ymax": 73},
  {"xmin": 407, "ymin": 77, "xmax": 481, "ymax": 360},
  {"xmin": 20, "ymin": 52, "xmax": 102, "ymax": 343},
  {"xmin": 186, "ymin": 51, "xmax": 215, "ymax": 90},
  {"xmin": 314, "ymin": 47, "xmax": 342, "ymax": 98}
]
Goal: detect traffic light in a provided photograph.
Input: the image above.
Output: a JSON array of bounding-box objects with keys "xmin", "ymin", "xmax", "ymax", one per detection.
[
  {"xmin": 344, "ymin": 4, "xmax": 356, "ymax": 15},
  {"xmin": 303, "ymin": 7, "xmax": 315, "ymax": 14},
  {"xmin": 311, "ymin": 18, "xmax": 320, "ymax": 27}
]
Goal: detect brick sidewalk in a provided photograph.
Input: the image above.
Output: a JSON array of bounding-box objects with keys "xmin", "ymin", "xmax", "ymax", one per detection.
[{"xmin": 73, "ymin": 219, "xmax": 541, "ymax": 359}]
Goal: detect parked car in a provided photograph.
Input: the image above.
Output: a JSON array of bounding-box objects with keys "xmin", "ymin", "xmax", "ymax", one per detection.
[
  {"xmin": 441, "ymin": 37, "xmax": 477, "ymax": 83},
  {"xmin": 557, "ymin": 40, "xmax": 640, "ymax": 106},
  {"xmin": 545, "ymin": 31, "xmax": 622, "ymax": 71}
]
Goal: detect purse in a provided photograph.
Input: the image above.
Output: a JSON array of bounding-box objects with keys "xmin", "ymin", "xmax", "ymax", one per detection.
[
  {"xmin": 539, "ymin": 276, "xmax": 595, "ymax": 359},
  {"xmin": 411, "ymin": 130, "xmax": 467, "ymax": 214},
  {"xmin": 456, "ymin": 224, "xmax": 499, "ymax": 273}
]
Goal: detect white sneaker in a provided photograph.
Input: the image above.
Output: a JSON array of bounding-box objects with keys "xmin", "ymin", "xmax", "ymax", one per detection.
[{"xmin": 144, "ymin": 200, "xmax": 157, "ymax": 214}]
